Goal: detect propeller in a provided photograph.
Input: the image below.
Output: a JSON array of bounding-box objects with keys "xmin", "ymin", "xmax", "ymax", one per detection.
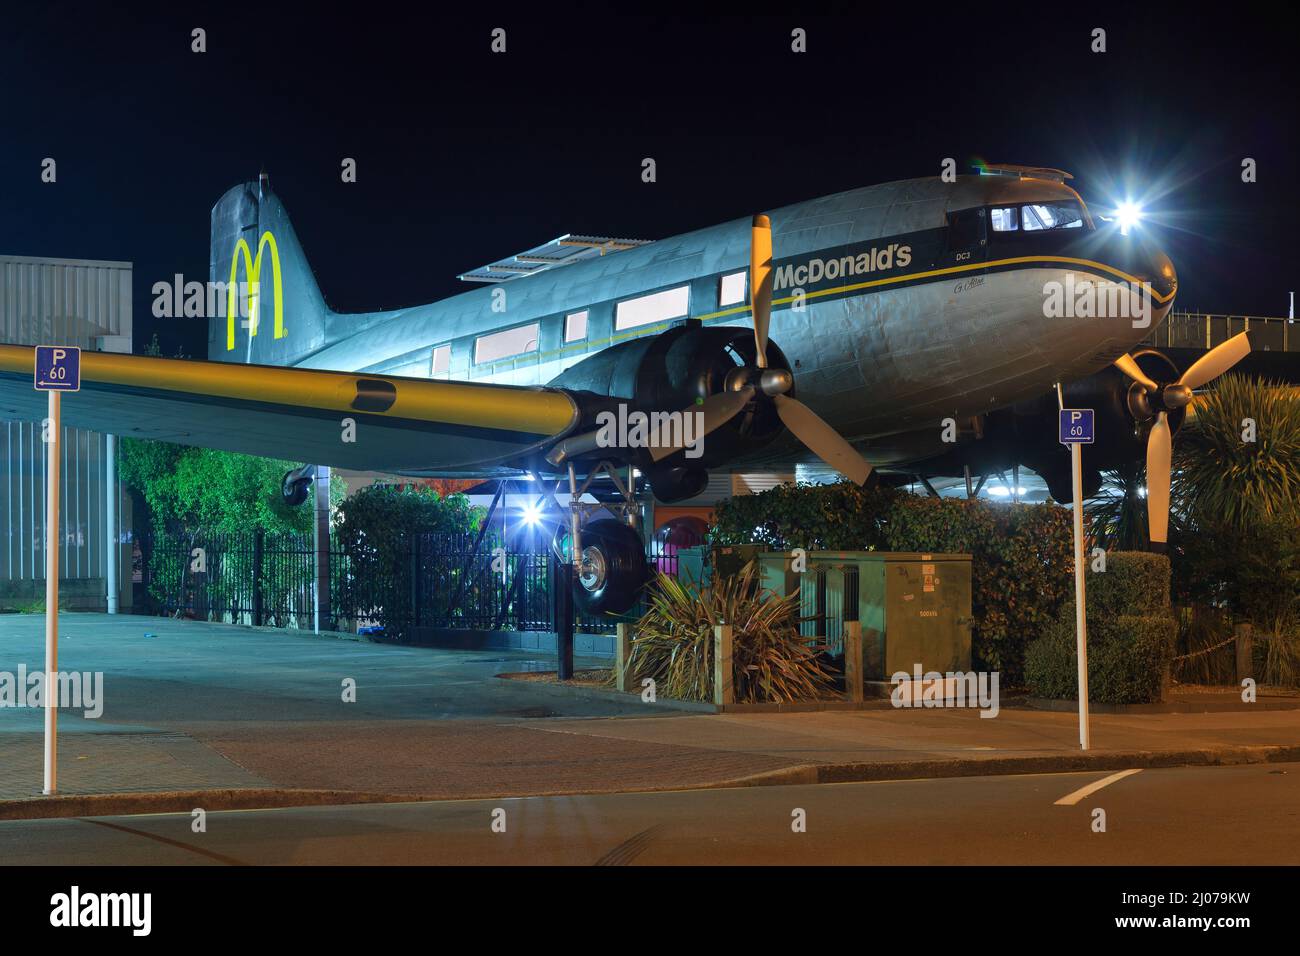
[
  {"xmin": 649, "ymin": 215, "xmax": 874, "ymax": 485},
  {"xmin": 751, "ymin": 214, "xmax": 773, "ymax": 369},
  {"xmin": 1114, "ymin": 331, "xmax": 1252, "ymax": 548}
]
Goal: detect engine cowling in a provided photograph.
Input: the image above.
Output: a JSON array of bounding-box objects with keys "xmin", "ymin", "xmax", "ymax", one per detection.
[
  {"xmin": 1001, "ymin": 349, "xmax": 1185, "ymax": 502},
  {"xmin": 547, "ymin": 322, "xmax": 792, "ymax": 501}
]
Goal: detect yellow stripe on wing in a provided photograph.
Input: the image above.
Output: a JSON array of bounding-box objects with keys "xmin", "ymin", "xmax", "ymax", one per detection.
[{"xmin": 0, "ymin": 346, "xmax": 577, "ymax": 436}]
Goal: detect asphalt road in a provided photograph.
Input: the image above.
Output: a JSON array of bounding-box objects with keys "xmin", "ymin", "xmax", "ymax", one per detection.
[{"xmin": 3, "ymin": 763, "xmax": 1297, "ymax": 865}]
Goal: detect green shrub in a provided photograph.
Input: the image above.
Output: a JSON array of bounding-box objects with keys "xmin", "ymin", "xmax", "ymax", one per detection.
[
  {"xmin": 1026, "ymin": 552, "xmax": 1176, "ymax": 704},
  {"xmin": 627, "ymin": 562, "xmax": 838, "ymax": 703},
  {"xmin": 1026, "ymin": 612, "xmax": 1176, "ymax": 705},
  {"xmin": 334, "ymin": 484, "xmax": 483, "ymax": 641},
  {"xmin": 886, "ymin": 497, "xmax": 1073, "ymax": 683},
  {"xmin": 710, "ymin": 480, "xmax": 897, "ymax": 551},
  {"xmin": 1089, "ymin": 551, "xmax": 1170, "ymax": 617},
  {"xmin": 710, "ymin": 482, "xmax": 1074, "ymax": 684}
]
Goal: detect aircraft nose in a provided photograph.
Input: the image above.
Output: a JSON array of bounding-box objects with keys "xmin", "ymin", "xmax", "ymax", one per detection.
[
  {"xmin": 1139, "ymin": 244, "xmax": 1177, "ymax": 303},
  {"xmin": 1084, "ymin": 227, "xmax": 1178, "ymax": 311}
]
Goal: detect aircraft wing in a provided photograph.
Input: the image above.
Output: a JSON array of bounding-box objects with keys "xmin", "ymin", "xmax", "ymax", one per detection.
[{"xmin": 0, "ymin": 345, "xmax": 582, "ymax": 475}]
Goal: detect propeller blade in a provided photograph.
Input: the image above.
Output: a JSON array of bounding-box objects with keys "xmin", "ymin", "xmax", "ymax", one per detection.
[
  {"xmin": 1178, "ymin": 331, "xmax": 1251, "ymax": 390},
  {"xmin": 648, "ymin": 386, "xmax": 756, "ymax": 462},
  {"xmin": 751, "ymin": 214, "xmax": 773, "ymax": 369},
  {"xmin": 1146, "ymin": 411, "xmax": 1172, "ymax": 546},
  {"xmin": 773, "ymin": 394, "xmax": 873, "ymax": 485},
  {"xmin": 1114, "ymin": 353, "xmax": 1160, "ymax": 392}
]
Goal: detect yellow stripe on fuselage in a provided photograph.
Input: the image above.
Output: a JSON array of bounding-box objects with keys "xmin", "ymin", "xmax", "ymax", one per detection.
[{"xmin": 472, "ymin": 254, "xmax": 1175, "ymax": 374}]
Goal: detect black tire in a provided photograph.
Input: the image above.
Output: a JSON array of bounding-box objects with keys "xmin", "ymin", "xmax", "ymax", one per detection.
[
  {"xmin": 572, "ymin": 518, "xmax": 648, "ymax": 616},
  {"xmin": 281, "ymin": 470, "xmax": 311, "ymax": 507}
]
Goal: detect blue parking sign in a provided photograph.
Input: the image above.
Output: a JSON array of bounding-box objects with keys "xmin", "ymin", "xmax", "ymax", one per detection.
[
  {"xmin": 34, "ymin": 346, "xmax": 80, "ymax": 392},
  {"xmin": 1059, "ymin": 408, "xmax": 1094, "ymax": 444}
]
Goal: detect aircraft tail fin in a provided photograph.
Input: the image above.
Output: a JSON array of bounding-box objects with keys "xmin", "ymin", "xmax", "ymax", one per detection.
[{"xmin": 208, "ymin": 174, "xmax": 330, "ymax": 363}]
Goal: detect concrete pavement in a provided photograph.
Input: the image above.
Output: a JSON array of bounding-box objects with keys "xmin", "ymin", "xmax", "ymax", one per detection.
[{"xmin": 2, "ymin": 612, "xmax": 1299, "ymax": 820}]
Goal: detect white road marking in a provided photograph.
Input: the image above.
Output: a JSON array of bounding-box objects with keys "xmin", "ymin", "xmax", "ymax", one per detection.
[{"xmin": 1054, "ymin": 768, "xmax": 1143, "ymax": 805}]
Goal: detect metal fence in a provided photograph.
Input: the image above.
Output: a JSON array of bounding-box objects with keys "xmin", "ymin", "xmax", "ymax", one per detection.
[
  {"xmin": 1144, "ymin": 312, "xmax": 1297, "ymax": 352},
  {"xmin": 142, "ymin": 527, "xmax": 684, "ymax": 636}
]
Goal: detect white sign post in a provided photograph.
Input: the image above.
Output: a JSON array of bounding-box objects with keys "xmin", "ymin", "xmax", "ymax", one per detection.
[
  {"xmin": 34, "ymin": 345, "xmax": 80, "ymax": 795},
  {"xmin": 1059, "ymin": 401, "xmax": 1094, "ymax": 751}
]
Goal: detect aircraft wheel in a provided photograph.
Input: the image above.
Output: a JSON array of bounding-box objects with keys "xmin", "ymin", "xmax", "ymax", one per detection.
[
  {"xmin": 281, "ymin": 470, "xmax": 311, "ymax": 507},
  {"xmin": 573, "ymin": 519, "xmax": 648, "ymax": 616}
]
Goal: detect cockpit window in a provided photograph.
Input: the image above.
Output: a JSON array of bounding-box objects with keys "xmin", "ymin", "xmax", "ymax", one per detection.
[
  {"xmin": 1021, "ymin": 202, "xmax": 1084, "ymax": 231},
  {"xmin": 990, "ymin": 207, "xmax": 1019, "ymax": 232}
]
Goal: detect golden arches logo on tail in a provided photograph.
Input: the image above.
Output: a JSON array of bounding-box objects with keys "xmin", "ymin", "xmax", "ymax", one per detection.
[{"xmin": 226, "ymin": 231, "xmax": 285, "ymax": 350}]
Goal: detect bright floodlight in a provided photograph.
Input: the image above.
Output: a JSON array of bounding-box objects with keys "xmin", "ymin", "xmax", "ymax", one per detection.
[
  {"xmin": 1116, "ymin": 201, "xmax": 1143, "ymax": 235},
  {"xmin": 521, "ymin": 502, "xmax": 544, "ymax": 527}
]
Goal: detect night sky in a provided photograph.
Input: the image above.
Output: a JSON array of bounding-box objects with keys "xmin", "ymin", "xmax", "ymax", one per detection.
[{"xmin": 3, "ymin": 6, "xmax": 1296, "ymax": 358}]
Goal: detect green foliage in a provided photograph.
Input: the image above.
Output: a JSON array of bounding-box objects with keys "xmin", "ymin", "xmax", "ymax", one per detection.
[
  {"xmin": 1025, "ymin": 552, "xmax": 1176, "ymax": 704},
  {"xmin": 119, "ymin": 439, "xmax": 344, "ymax": 535},
  {"xmin": 1088, "ymin": 551, "xmax": 1170, "ymax": 617},
  {"xmin": 1087, "ymin": 462, "xmax": 1153, "ymax": 552},
  {"xmin": 1173, "ymin": 374, "xmax": 1300, "ymax": 534},
  {"xmin": 333, "ymin": 484, "xmax": 483, "ymax": 641},
  {"xmin": 627, "ymin": 562, "xmax": 838, "ymax": 704},
  {"xmin": 710, "ymin": 480, "xmax": 897, "ymax": 551},
  {"xmin": 1025, "ymin": 613, "xmax": 1176, "ymax": 704},
  {"xmin": 884, "ymin": 497, "xmax": 1073, "ymax": 683},
  {"xmin": 1170, "ymin": 605, "xmax": 1236, "ymax": 685},
  {"xmin": 710, "ymin": 482, "xmax": 1074, "ymax": 684},
  {"xmin": 1163, "ymin": 376, "xmax": 1300, "ymax": 684}
]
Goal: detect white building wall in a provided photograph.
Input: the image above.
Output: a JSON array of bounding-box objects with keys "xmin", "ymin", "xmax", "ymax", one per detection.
[{"xmin": 0, "ymin": 255, "xmax": 132, "ymax": 608}]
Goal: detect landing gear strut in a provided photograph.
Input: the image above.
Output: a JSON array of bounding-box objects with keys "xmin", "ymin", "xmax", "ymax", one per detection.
[{"xmin": 550, "ymin": 460, "xmax": 649, "ymax": 616}]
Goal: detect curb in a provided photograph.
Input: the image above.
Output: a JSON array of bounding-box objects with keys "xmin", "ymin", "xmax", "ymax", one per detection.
[
  {"xmin": 4, "ymin": 745, "xmax": 1297, "ymax": 822},
  {"xmin": 810, "ymin": 744, "xmax": 1300, "ymax": 784}
]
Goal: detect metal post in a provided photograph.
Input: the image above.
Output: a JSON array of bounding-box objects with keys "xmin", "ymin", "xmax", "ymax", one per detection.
[
  {"xmin": 555, "ymin": 556, "xmax": 574, "ymax": 680},
  {"xmin": 252, "ymin": 528, "xmax": 265, "ymax": 627},
  {"xmin": 105, "ymin": 434, "xmax": 119, "ymax": 614},
  {"xmin": 43, "ymin": 390, "xmax": 61, "ymax": 795},
  {"xmin": 410, "ymin": 535, "xmax": 421, "ymax": 631},
  {"xmin": 1071, "ymin": 440, "xmax": 1091, "ymax": 750},
  {"xmin": 313, "ymin": 465, "xmax": 330, "ymax": 634}
]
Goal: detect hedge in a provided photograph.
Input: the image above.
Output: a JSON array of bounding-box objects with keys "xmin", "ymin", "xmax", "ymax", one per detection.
[
  {"xmin": 1025, "ymin": 552, "xmax": 1177, "ymax": 704},
  {"xmin": 711, "ymin": 481, "xmax": 1074, "ymax": 683}
]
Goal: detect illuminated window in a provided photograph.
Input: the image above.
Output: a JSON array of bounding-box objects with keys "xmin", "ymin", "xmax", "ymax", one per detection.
[
  {"xmin": 475, "ymin": 323, "xmax": 539, "ymax": 364},
  {"xmin": 430, "ymin": 344, "xmax": 451, "ymax": 378},
  {"xmin": 615, "ymin": 286, "xmax": 690, "ymax": 331},
  {"xmin": 1022, "ymin": 203, "xmax": 1084, "ymax": 231},
  {"xmin": 719, "ymin": 271, "xmax": 746, "ymax": 307},
  {"xmin": 565, "ymin": 310, "xmax": 588, "ymax": 342},
  {"xmin": 990, "ymin": 207, "xmax": 1019, "ymax": 232}
]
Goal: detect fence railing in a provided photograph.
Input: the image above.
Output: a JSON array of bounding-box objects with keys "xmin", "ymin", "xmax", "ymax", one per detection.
[
  {"xmin": 1145, "ymin": 312, "xmax": 1297, "ymax": 352},
  {"xmin": 141, "ymin": 527, "xmax": 684, "ymax": 636}
]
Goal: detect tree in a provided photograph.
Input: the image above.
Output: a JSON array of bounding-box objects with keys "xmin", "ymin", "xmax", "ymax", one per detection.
[
  {"xmin": 119, "ymin": 440, "xmax": 344, "ymax": 534},
  {"xmin": 1173, "ymin": 374, "xmax": 1300, "ymax": 533}
]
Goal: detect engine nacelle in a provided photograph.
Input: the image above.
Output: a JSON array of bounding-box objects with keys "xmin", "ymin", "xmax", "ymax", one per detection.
[
  {"xmin": 999, "ymin": 349, "xmax": 1184, "ymax": 502},
  {"xmin": 548, "ymin": 322, "xmax": 792, "ymax": 501}
]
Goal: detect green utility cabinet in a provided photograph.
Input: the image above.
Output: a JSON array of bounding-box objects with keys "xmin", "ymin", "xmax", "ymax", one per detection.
[
  {"xmin": 672, "ymin": 547, "xmax": 972, "ymax": 681},
  {"xmin": 763, "ymin": 551, "xmax": 972, "ymax": 676},
  {"xmin": 855, "ymin": 553, "xmax": 972, "ymax": 678}
]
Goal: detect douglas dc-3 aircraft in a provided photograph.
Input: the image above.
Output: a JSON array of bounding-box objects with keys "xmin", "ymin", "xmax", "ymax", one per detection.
[{"xmin": 0, "ymin": 165, "xmax": 1253, "ymax": 612}]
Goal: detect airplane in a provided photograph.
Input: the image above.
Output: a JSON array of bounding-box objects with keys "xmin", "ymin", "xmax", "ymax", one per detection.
[{"xmin": 0, "ymin": 165, "xmax": 1254, "ymax": 614}]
